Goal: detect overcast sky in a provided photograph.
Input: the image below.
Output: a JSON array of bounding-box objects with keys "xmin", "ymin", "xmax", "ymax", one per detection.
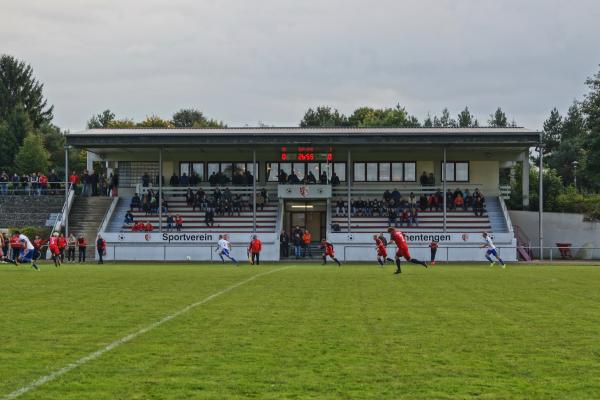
[{"xmin": 2, "ymin": 0, "xmax": 600, "ymax": 131}]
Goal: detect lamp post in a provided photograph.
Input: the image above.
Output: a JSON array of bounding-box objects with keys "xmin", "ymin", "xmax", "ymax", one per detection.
[{"xmin": 572, "ymin": 160, "xmax": 579, "ymax": 188}]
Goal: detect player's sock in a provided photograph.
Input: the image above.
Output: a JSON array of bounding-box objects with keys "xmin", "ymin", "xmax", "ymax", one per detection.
[
  {"xmin": 377, "ymin": 258, "xmax": 384, "ymax": 266},
  {"xmin": 395, "ymin": 259, "xmax": 402, "ymax": 274},
  {"xmin": 485, "ymin": 255, "xmax": 493, "ymax": 263},
  {"xmin": 386, "ymin": 258, "xmax": 394, "ymax": 263},
  {"xmin": 334, "ymin": 258, "xmax": 341, "ymax": 266},
  {"xmin": 32, "ymin": 263, "xmax": 38, "ymax": 270},
  {"xmin": 322, "ymin": 255, "xmax": 326, "ymax": 265}
]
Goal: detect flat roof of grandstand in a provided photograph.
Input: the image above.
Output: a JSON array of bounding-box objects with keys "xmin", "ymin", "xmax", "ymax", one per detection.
[{"xmin": 67, "ymin": 127, "xmax": 540, "ymax": 147}]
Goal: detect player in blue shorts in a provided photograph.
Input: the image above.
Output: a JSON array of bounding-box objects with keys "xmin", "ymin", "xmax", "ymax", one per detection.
[
  {"xmin": 15, "ymin": 231, "xmax": 39, "ymax": 270},
  {"xmin": 481, "ymin": 232, "xmax": 505, "ymax": 268}
]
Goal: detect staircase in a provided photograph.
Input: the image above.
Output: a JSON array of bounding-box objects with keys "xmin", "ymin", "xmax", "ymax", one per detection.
[
  {"xmin": 68, "ymin": 196, "xmax": 113, "ymax": 258},
  {"xmin": 484, "ymin": 197, "xmax": 510, "ymax": 233},
  {"xmin": 107, "ymin": 198, "xmax": 130, "ymax": 232}
]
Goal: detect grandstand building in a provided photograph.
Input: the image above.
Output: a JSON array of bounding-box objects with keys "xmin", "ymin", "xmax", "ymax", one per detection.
[{"xmin": 66, "ymin": 127, "xmax": 539, "ymax": 262}]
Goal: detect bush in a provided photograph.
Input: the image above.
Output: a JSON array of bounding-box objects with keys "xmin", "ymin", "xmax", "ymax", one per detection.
[
  {"xmin": 556, "ymin": 186, "xmax": 600, "ymax": 221},
  {"xmin": 9, "ymin": 226, "xmax": 52, "ymax": 239}
]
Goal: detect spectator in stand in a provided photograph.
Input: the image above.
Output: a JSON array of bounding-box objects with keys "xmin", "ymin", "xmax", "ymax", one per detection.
[
  {"xmin": 58, "ymin": 233, "xmax": 67, "ymax": 262},
  {"xmin": 48, "ymin": 169, "xmax": 59, "ymax": 194},
  {"xmin": 319, "ymin": 171, "xmax": 327, "ymax": 184},
  {"xmin": 288, "ymin": 171, "xmax": 300, "ymax": 184},
  {"xmin": 205, "ymin": 208, "xmax": 215, "ymax": 227},
  {"xmin": 186, "ymin": 188, "xmax": 194, "ymax": 206},
  {"xmin": 279, "ymin": 230, "xmax": 289, "ymax": 257},
  {"xmin": 67, "ymin": 233, "xmax": 77, "ymax": 263},
  {"xmin": 419, "ymin": 193, "xmax": 428, "ymax": 211},
  {"xmin": 306, "ymin": 171, "xmax": 317, "ymax": 184},
  {"xmin": 142, "ymin": 172, "xmax": 150, "ymax": 188},
  {"xmin": 78, "ymin": 235, "xmax": 87, "ymax": 263},
  {"xmin": 144, "ymin": 221, "xmax": 154, "ymax": 232},
  {"xmin": 454, "ymin": 193, "xmax": 465, "ymax": 210},
  {"xmin": 446, "ymin": 189, "xmax": 454, "ymax": 210},
  {"xmin": 233, "ymin": 195, "xmax": 242, "ymax": 216},
  {"xmin": 408, "ymin": 192, "xmax": 417, "ymax": 210},
  {"xmin": 464, "ymin": 189, "xmax": 472, "ymax": 210},
  {"xmin": 428, "ymin": 172, "xmax": 435, "ymax": 185},
  {"xmin": 410, "ymin": 208, "xmax": 419, "ymax": 226},
  {"xmin": 330, "ymin": 172, "xmax": 340, "ymax": 185},
  {"xmin": 130, "ymin": 193, "xmax": 141, "ymax": 211},
  {"xmin": 180, "ymin": 173, "xmax": 189, "ymax": 187},
  {"xmin": 91, "ymin": 170, "xmax": 99, "ymax": 196},
  {"xmin": 166, "ymin": 214, "xmax": 174, "ymax": 231},
  {"xmin": 244, "ymin": 170, "xmax": 254, "ymax": 185},
  {"xmin": 38, "ymin": 173, "xmax": 48, "ymax": 195},
  {"xmin": 387, "ymin": 209, "xmax": 397, "ymax": 227},
  {"xmin": 169, "ymin": 173, "xmax": 179, "ymax": 186},
  {"xmin": 124, "ymin": 210, "xmax": 134, "ymax": 225},
  {"xmin": 96, "ymin": 235, "xmax": 106, "ymax": 264},
  {"xmin": 474, "ymin": 191, "xmax": 485, "ymax": 217},
  {"xmin": 391, "ymin": 188, "xmax": 401, "ymax": 203},
  {"xmin": 302, "ymin": 230, "xmax": 312, "ymax": 257},
  {"xmin": 110, "ymin": 173, "xmax": 119, "ymax": 196},
  {"xmin": 189, "ymin": 172, "xmax": 199, "ymax": 186},
  {"xmin": 428, "ymin": 193, "xmax": 438, "ymax": 211},
  {"xmin": 292, "ymin": 226, "xmax": 303, "ymax": 259},
  {"xmin": 248, "ymin": 235, "xmax": 262, "ymax": 265},
  {"xmin": 0, "ymin": 171, "xmax": 8, "ymax": 195},
  {"xmin": 336, "ymin": 199, "xmax": 345, "ymax": 216},
  {"xmin": 400, "ymin": 208, "xmax": 410, "ymax": 227},
  {"xmin": 175, "ymin": 215, "xmax": 183, "ymax": 232},
  {"xmin": 436, "ymin": 190, "xmax": 444, "ymax": 210},
  {"xmin": 419, "ymin": 171, "xmax": 429, "ymax": 186},
  {"xmin": 81, "ymin": 170, "xmax": 90, "ymax": 197},
  {"xmin": 256, "ymin": 192, "xmax": 265, "ymax": 211},
  {"xmin": 69, "ymin": 171, "xmax": 79, "ymax": 192},
  {"xmin": 278, "ymin": 170, "xmax": 288, "ymax": 183}
]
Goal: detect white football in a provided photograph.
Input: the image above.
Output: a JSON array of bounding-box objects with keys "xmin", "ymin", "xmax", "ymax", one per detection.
[{"xmin": 186, "ymin": 256, "xmax": 191, "ymax": 261}]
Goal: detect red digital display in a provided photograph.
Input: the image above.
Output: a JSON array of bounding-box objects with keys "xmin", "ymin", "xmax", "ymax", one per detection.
[{"xmin": 280, "ymin": 147, "xmax": 333, "ymax": 162}]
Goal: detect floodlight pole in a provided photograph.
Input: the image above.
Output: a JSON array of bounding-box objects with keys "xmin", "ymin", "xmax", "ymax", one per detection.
[
  {"xmin": 442, "ymin": 147, "xmax": 447, "ymax": 233},
  {"xmin": 64, "ymin": 145, "xmax": 69, "ymax": 237},
  {"xmin": 539, "ymin": 134, "xmax": 544, "ymax": 260},
  {"xmin": 159, "ymin": 148, "xmax": 163, "ymax": 232}
]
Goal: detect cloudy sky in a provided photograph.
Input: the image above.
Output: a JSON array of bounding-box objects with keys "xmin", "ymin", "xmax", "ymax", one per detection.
[{"xmin": 2, "ymin": 0, "xmax": 600, "ymax": 131}]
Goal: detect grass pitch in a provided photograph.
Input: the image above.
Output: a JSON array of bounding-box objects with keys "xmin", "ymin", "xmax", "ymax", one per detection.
[{"xmin": 1, "ymin": 262, "xmax": 600, "ymax": 399}]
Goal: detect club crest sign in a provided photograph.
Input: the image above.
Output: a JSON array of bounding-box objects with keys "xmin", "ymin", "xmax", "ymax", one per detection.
[
  {"xmin": 277, "ymin": 184, "xmax": 331, "ymax": 199},
  {"xmin": 299, "ymin": 185, "xmax": 309, "ymax": 197}
]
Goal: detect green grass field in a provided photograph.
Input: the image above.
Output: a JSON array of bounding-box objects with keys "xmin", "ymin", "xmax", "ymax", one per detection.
[{"xmin": 1, "ymin": 262, "xmax": 600, "ymax": 399}]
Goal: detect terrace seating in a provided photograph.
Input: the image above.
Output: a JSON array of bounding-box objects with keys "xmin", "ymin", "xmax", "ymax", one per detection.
[{"xmin": 108, "ymin": 196, "xmax": 278, "ymax": 233}]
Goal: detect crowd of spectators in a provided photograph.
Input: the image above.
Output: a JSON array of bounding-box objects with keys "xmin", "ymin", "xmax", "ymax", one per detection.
[
  {"xmin": 277, "ymin": 170, "xmax": 341, "ymax": 186},
  {"xmin": 334, "ymin": 188, "xmax": 486, "ymax": 227},
  {"xmin": 126, "ymin": 187, "xmax": 269, "ymax": 230},
  {"xmin": 0, "ymin": 169, "xmax": 119, "ymax": 197}
]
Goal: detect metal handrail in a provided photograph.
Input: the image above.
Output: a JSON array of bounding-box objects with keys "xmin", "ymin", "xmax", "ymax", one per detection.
[
  {"xmin": 97, "ymin": 197, "xmax": 120, "ymax": 236},
  {"xmin": 52, "ymin": 187, "xmax": 74, "ymax": 233},
  {"xmin": 498, "ymin": 195, "xmax": 514, "ymax": 233}
]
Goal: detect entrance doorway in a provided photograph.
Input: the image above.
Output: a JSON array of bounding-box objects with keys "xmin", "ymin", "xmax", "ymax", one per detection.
[{"xmin": 283, "ymin": 201, "xmax": 327, "ymax": 250}]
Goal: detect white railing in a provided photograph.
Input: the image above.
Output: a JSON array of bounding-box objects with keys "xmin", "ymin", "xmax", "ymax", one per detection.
[
  {"xmin": 52, "ymin": 187, "xmax": 75, "ymax": 233},
  {"xmin": 498, "ymin": 195, "xmax": 514, "ymax": 233},
  {"xmin": 332, "ymin": 183, "xmax": 486, "ymax": 198},
  {"xmin": 97, "ymin": 197, "xmax": 120, "ymax": 236}
]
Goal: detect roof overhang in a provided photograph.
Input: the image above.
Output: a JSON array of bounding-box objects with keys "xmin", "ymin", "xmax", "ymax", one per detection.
[{"xmin": 66, "ymin": 127, "xmax": 540, "ymax": 148}]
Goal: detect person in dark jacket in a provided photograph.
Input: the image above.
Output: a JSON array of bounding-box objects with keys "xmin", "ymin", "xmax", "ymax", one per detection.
[
  {"xmin": 279, "ymin": 230, "xmax": 290, "ymax": 257},
  {"xmin": 96, "ymin": 235, "xmax": 106, "ymax": 264},
  {"xmin": 292, "ymin": 226, "xmax": 303, "ymax": 259}
]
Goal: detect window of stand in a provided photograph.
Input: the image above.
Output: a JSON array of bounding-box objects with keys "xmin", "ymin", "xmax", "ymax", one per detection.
[
  {"xmin": 442, "ymin": 161, "xmax": 470, "ymax": 182},
  {"xmin": 266, "ymin": 162, "xmax": 346, "ymax": 182},
  {"xmin": 203, "ymin": 162, "xmax": 258, "ymax": 182},
  {"xmin": 353, "ymin": 162, "xmax": 416, "ymax": 182},
  {"xmin": 179, "ymin": 162, "xmax": 205, "ymax": 181}
]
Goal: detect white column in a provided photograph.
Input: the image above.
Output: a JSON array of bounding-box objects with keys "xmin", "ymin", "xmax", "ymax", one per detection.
[
  {"xmin": 347, "ymin": 149, "xmax": 351, "ymax": 235},
  {"xmin": 442, "ymin": 147, "xmax": 447, "ymax": 233},
  {"xmin": 522, "ymin": 151, "xmax": 530, "ymax": 209},
  {"xmin": 252, "ymin": 149, "xmax": 257, "ymax": 233},
  {"xmin": 159, "ymin": 148, "xmax": 163, "ymax": 232}
]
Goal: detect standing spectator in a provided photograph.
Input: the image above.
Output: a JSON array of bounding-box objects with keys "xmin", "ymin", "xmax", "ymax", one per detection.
[
  {"xmin": 205, "ymin": 208, "xmax": 215, "ymax": 227},
  {"xmin": 302, "ymin": 230, "xmax": 312, "ymax": 257},
  {"xmin": 48, "ymin": 169, "xmax": 59, "ymax": 194},
  {"xmin": 69, "ymin": 171, "xmax": 79, "ymax": 192},
  {"xmin": 111, "ymin": 172, "xmax": 119, "ymax": 196},
  {"xmin": 175, "ymin": 215, "xmax": 183, "ymax": 231},
  {"xmin": 81, "ymin": 170, "xmax": 91, "ymax": 197},
  {"xmin": 292, "ymin": 226, "xmax": 303, "ymax": 259},
  {"xmin": 58, "ymin": 233, "xmax": 67, "ymax": 262},
  {"xmin": 96, "ymin": 235, "xmax": 106, "ymax": 264},
  {"xmin": 410, "ymin": 208, "xmax": 419, "ymax": 226},
  {"xmin": 256, "ymin": 192, "xmax": 265, "ymax": 211},
  {"xmin": 78, "ymin": 235, "xmax": 87, "ymax": 263},
  {"xmin": 248, "ymin": 235, "xmax": 262, "ymax": 265},
  {"xmin": 38, "ymin": 173, "xmax": 48, "ymax": 195},
  {"xmin": 67, "ymin": 233, "xmax": 77, "ymax": 263},
  {"xmin": 142, "ymin": 172, "xmax": 150, "ymax": 187},
  {"xmin": 166, "ymin": 214, "xmax": 174, "ymax": 231},
  {"xmin": 0, "ymin": 171, "xmax": 8, "ymax": 195},
  {"xmin": 91, "ymin": 170, "xmax": 99, "ymax": 196},
  {"xmin": 419, "ymin": 171, "xmax": 429, "ymax": 186},
  {"xmin": 279, "ymin": 230, "xmax": 289, "ymax": 257},
  {"xmin": 330, "ymin": 172, "xmax": 340, "ymax": 185}
]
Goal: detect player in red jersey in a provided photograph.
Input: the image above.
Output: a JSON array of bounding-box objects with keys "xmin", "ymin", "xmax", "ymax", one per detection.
[
  {"xmin": 48, "ymin": 232, "xmax": 61, "ymax": 267},
  {"xmin": 32, "ymin": 235, "xmax": 46, "ymax": 265},
  {"xmin": 320, "ymin": 239, "xmax": 341, "ymax": 266},
  {"xmin": 387, "ymin": 227, "xmax": 428, "ymax": 274},
  {"xmin": 373, "ymin": 234, "xmax": 394, "ymax": 267}
]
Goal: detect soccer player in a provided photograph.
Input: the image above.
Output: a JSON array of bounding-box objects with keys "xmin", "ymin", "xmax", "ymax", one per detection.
[
  {"xmin": 216, "ymin": 234, "xmax": 238, "ymax": 265},
  {"xmin": 32, "ymin": 235, "xmax": 46, "ymax": 265},
  {"xmin": 373, "ymin": 234, "xmax": 394, "ymax": 267},
  {"xmin": 15, "ymin": 231, "xmax": 38, "ymax": 270},
  {"xmin": 9, "ymin": 232, "xmax": 21, "ymax": 265},
  {"xmin": 320, "ymin": 238, "xmax": 341, "ymax": 266},
  {"xmin": 248, "ymin": 235, "xmax": 262, "ymax": 265},
  {"xmin": 481, "ymin": 232, "xmax": 505, "ymax": 268},
  {"xmin": 387, "ymin": 227, "xmax": 428, "ymax": 274},
  {"xmin": 48, "ymin": 232, "xmax": 61, "ymax": 267}
]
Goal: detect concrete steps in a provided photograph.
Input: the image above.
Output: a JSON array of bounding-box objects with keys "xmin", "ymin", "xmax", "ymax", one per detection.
[{"xmin": 68, "ymin": 196, "xmax": 113, "ymax": 258}]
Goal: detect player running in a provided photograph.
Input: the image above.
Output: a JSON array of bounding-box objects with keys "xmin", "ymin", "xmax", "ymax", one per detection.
[
  {"xmin": 387, "ymin": 227, "xmax": 428, "ymax": 274},
  {"xmin": 48, "ymin": 232, "xmax": 62, "ymax": 267},
  {"xmin": 15, "ymin": 231, "xmax": 39, "ymax": 270},
  {"xmin": 216, "ymin": 234, "xmax": 238, "ymax": 265},
  {"xmin": 373, "ymin": 234, "xmax": 394, "ymax": 267},
  {"xmin": 481, "ymin": 232, "xmax": 505, "ymax": 268},
  {"xmin": 320, "ymin": 239, "xmax": 341, "ymax": 266}
]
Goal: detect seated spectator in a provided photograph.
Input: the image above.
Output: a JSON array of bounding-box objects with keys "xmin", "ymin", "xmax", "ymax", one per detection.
[
  {"xmin": 400, "ymin": 209, "xmax": 410, "ymax": 227},
  {"xmin": 256, "ymin": 192, "xmax": 265, "ymax": 211},
  {"xmin": 186, "ymin": 188, "xmax": 194, "ymax": 206},
  {"xmin": 330, "ymin": 172, "xmax": 340, "ymax": 185},
  {"xmin": 419, "ymin": 194, "xmax": 428, "ymax": 211},
  {"xmin": 336, "ymin": 200, "xmax": 345, "ymax": 216},
  {"xmin": 132, "ymin": 221, "xmax": 145, "ymax": 232},
  {"xmin": 166, "ymin": 214, "xmax": 174, "ymax": 231},
  {"xmin": 446, "ymin": 190, "xmax": 454, "ymax": 210},
  {"xmin": 391, "ymin": 188, "xmax": 401, "ymax": 203},
  {"xmin": 233, "ymin": 195, "xmax": 242, "ymax": 216},
  {"xmin": 142, "ymin": 172, "xmax": 150, "ymax": 187},
  {"xmin": 410, "ymin": 208, "xmax": 419, "ymax": 226},
  {"xmin": 162, "ymin": 199, "xmax": 169, "ymax": 213},
  {"xmin": 175, "ymin": 215, "xmax": 183, "ymax": 232},
  {"xmin": 387, "ymin": 209, "xmax": 397, "ymax": 226},
  {"xmin": 144, "ymin": 221, "xmax": 154, "ymax": 232},
  {"xmin": 428, "ymin": 193, "xmax": 438, "ymax": 211},
  {"xmin": 130, "ymin": 193, "xmax": 141, "ymax": 211},
  {"xmin": 454, "ymin": 194, "xmax": 465, "ymax": 210},
  {"xmin": 408, "ymin": 192, "xmax": 417, "ymax": 210},
  {"xmin": 124, "ymin": 210, "xmax": 134, "ymax": 225},
  {"xmin": 205, "ymin": 209, "xmax": 215, "ymax": 227}
]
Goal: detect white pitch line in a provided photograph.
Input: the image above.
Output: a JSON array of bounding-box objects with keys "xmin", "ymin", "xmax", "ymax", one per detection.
[{"xmin": 2, "ymin": 266, "xmax": 292, "ymax": 400}]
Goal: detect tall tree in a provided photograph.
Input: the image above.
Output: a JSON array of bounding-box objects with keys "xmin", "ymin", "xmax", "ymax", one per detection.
[
  {"xmin": 87, "ymin": 109, "xmax": 115, "ymax": 129},
  {"xmin": 423, "ymin": 113, "xmax": 433, "ymax": 128},
  {"xmin": 433, "ymin": 108, "xmax": 457, "ymax": 128},
  {"xmin": 0, "ymin": 54, "xmax": 53, "ymax": 127},
  {"xmin": 581, "ymin": 65, "xmax": 600, "ymax": 190},
  {"xmin": 457, "ymin": 106, "xmax": 478, "ymax": 127},
  {"xmin": 15, "ymin": 132, "xmax": 49, "ymax": 174},
  {"xmin": 137, "ymin": 115, "xmax": 173, "ymax": 128},
  {"xmin": 300, "ymin": 106, "xmax": 348, "ymax": 127},
  {"xmin": 4, "ymin": 105, "xmax": 33, "ymax": 146},
  {"xmin": 172, "ymin": 108, "xmax": 204, "ymax": 127},
  {"xmin": 348, "ymin": 104, "xmax": 419, "ymax": 127},
  {"xmin": 542, "ymin": 108, "xmax": 563, "ymax": 156},
  {"xmin": 0, "ymin": 121, "xmax": 18, "ymax": 171},
  {"xmin": 488, "ymin": 107, "xmax": 508, "ymax": 127}
]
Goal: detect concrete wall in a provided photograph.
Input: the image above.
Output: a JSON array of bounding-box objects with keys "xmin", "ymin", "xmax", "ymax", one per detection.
[{"xmin": 509, "ymin": 210, "xmax": 600, "ymax": 259}]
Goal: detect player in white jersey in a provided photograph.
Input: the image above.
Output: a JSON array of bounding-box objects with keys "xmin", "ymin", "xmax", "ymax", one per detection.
[
  {"xmin": 216, "ymin": 234, "xmax": 238, "ymax": 265},
  {"xmin": 481, "ymin": 232, "xmax": 505, "ymax": 268},
  {"xmin": 16, "ymin": 231, "xmax": 39, "ymax": 270}
]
